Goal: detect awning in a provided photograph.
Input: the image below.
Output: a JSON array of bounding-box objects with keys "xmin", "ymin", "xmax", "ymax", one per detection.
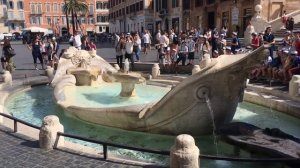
[{"xmin": 86, "ymin": 27, "xmax": 94, "ymax": 32}]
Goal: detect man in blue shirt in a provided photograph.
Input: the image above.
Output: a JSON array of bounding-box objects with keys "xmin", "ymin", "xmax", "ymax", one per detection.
[
  {"xmin": 263, "ymin": 26, "xmax": 276, "ymax": 58},
  {"xmin": 231, "ymin": 32, "xmax": 240, "ymax": 54}
]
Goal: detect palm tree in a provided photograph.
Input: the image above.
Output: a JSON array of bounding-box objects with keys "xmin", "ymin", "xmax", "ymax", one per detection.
[{"xmin": 62, "ymin": 0, "xmax": 88, "ymax": 35}]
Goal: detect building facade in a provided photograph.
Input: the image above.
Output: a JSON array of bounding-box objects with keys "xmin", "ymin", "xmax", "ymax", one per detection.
[
  {"xmin": 0, "ymin": 0, "xmax": 25, "ymax": 33},
  {"xmin": 188, "ymin": 0, "xmax": 300, "ymax": 36},
  {"xmin": 108, "ymin": 0, "xmax": 154, "ymax": 34},
  {"xmin": 95, "ymin": 0, "xmax": 109, "ymax": 33},
  {"xmin": 108, "ymin": 0, "xmax": 300, "ymax": 36},
  {"xmin": 23, "ymin": 0, "xmax": 96, "ymax": 36}
]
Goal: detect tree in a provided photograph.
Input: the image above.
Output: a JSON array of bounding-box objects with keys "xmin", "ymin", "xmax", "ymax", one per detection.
[{"xmin": 62, "ymin": 0, "xmax": 88, "ymax": 35}]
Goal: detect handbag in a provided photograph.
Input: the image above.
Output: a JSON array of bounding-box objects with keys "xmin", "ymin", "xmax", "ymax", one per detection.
[{"xmin": 7, "ymin": 47, "xmax": 16, "ymax": 57}]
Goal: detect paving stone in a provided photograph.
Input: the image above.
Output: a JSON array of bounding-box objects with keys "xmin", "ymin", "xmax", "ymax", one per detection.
[{"xmin": 0, "ymin": 128, "xmax": 152, "ymax": 168}]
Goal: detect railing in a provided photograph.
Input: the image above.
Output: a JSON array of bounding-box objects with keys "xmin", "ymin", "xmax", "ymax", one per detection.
[
  {"xmin": 0, "ymin": 113, "xmax": 41, "ymax": 132},
  {"xmin": 1, "ymin": 112, "xmax": 300, "ymax": 164},
  {"xmin": 55, "ymin": 132, "xmax": 170, "ymax": 160}
]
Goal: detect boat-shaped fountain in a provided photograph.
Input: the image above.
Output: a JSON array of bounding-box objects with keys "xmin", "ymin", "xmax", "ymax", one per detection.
[{"xmin": 51, "ymin": 46, "xmax": 268, "ymax": 136}]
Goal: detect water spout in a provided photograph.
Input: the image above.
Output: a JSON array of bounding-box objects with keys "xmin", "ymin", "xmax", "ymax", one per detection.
[
  {"xmin": 205, "ymin": 94, "xmax": 219, "ymax": 155},
  {"xmin": 124, "ymin": 59, "xmax": 130, "ymax": 74}
]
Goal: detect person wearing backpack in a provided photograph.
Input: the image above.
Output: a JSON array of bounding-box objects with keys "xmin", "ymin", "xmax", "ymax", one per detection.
[{"xmin": 1, "ymin": 39, "xmax": 16, "ymax": 72}]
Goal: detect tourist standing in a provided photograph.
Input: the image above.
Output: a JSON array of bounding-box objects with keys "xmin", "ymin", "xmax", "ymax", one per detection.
[
  {"xmin": 82, "ymin": 35, "xmax": 91, "ymax": 51},
  {"xmin": 217, "ymin": 34, "xmax": 226, "ymax": 55},
  {"xmin": 73, "ymin": 31, "xmax": 82, "ymax": 49},
  {"xmin": 69, "ymin": 34, "xmax": 74, "ymax": 46},
  {"xmin": 133, "ymin": 33, "xmax": 142, "ymax": 62},
  {"xmin": 90, "ymin": 40, "xmax": 96, "ymax": 50},
  {"xmin": 281, "ymin": 10, "xmax": 288, "ymax": 29},
  {"xmin": 263, "ymin": 26, "xmax": 275, "ymax": 59},
  {"xmin": 29, "ymin": 37, "xmax": 44, "ymax": 70},
  {"xmin": 187, "ymin": 35, "xmax": 196, "ymax": 65},
  {"xmin": 143, "ymin": 30, "xmax": 151, "ymax": 55},
  {"xmin": 175, "ymin": 41, "xmax": 188, "ymax": 66},
  {"xmin": 220, "ymin": 26, "xmax": 228, "ymax": 37},
  {"xmin": 125, "ymin": 35, "xmax": 134, "ymax": 70},
  {"xmin": 1, "ymin": 39, "xmax": 15, "ymax": 72},
  {"xmin": 115, "ymin": 36, "xmax": 125, "ymax": 69}
]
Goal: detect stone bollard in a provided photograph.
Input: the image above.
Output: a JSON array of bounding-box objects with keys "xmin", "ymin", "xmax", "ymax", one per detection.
[
  {"xmin": 39, "ymin": 115, "xmax": 64, "ymax": 150},
  {"xmin": 199, "ymin": 54, "xmax": 212, "ymax": 69},
  {"xmin": 289, "ymin": 75, "xmax": 300, "ymax": 97},
  {"xmin": 152, "ymin": 63, "xmax": 160, "ymax": 79},
  {"xmin": 45, "ymin": 66, "xmax": 54, "ymax": 82},
  {"xmin": 2, "ymin": 70, "xmax": 12, "ymax": 86},
  {"xmin": 114, "ymin": 64, "xmax": 120, "ymax": 71},
  {"xmin": 192, "ymin": 65, "xmax": 201, "ymax": 75},
  {"xmin": 170, "ymin": 134, "xmax": 200, "ymax": 168}
]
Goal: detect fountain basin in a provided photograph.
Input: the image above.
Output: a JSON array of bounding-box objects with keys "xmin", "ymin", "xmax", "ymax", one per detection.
[{"xmin": 4, "ymin": 85, "xmax": 300, "ymax": 168}]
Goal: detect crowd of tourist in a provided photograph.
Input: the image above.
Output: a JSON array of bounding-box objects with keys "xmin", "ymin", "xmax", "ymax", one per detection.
[
  {"xmin": 2, "ymin": 23, "xmax": 300, "ymax": 86},
  {"xmin": 112, "ymin": 26, "xmax": 243, "ymax": 71},
  {"xmin": 110, "ymin": 24, "xmax": 300, "ymax": 84},
  {"xmin": 250, "ymin": 28, "xmax": 300, "ymax": 84}
]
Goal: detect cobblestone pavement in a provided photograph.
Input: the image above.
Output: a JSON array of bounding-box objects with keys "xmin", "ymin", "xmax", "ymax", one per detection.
[{"xmin": 0, "ymin": 126, "xmax": 164, "ymax": 168}]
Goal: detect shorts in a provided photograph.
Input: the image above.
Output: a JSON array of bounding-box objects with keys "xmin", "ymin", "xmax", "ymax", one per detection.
[
  {"xmin": 144, "ymin": 43, "xmax": 150, "ymax": 48},
  {"xmin": 188, "ymin": 52, "xmax": 195, "ymax": 59}
]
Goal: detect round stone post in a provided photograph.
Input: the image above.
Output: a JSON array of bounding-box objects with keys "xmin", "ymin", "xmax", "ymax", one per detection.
[
  {"xmin": 170, "ymin": 134, "xmax": 200, "ymax": 168},
  {"xmin": 192, "ymin": 65, "xmax": 201, "ymax": 75},
  {"xmin": 199, "ymin": 54, "xmax": 212, "ymax": 69},
  {"xmin": 2, "ymin": 70, "xmax": 12, "ymax": 86},
  {"xmin": 152, "ymin": 63, "xmax": 160, "ymax": 79},
  {"xmin": 114, "ymin": 64, "xmax": 120, "ymax": 71},
  {"xmin": 45, "ymin": 66, "xmax": 54, "ymax": 82},
  {"xmin": 39, "ymin": 115, "xmax": 64, "ymax": 150},
  {"xmin": 289, "ymin": 75, "xmax": 300, "ymax": 97}
]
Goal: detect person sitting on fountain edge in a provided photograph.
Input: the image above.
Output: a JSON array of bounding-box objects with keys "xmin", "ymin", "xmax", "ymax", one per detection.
[{"xmin": 231, "ymin": 32, "xmax": 241, "ymax": 54}]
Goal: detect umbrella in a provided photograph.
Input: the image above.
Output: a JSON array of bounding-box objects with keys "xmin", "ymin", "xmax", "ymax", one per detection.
[{"xmin": 22, "ymin": 26, "xmax": 49, "ymax": 34}]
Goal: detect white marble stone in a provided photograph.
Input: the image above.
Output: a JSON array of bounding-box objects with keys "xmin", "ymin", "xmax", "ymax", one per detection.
[
  {"xmin": 251, "ymin": 5, "xmax": 268, "ymax": 35},
  {"xmin": 192, "ymin": 65, "xmax": 201, "ymax": 75},
  {"xmin": 45, "ymin": 66, "xmax": 54, "ymax": 82},
  {"xmin": 289, "ymin": 75, "xmax": 300, "ymax": 97},
  {"xmin": 39, "ymin": 115, "xmax": 64, "ymax": 150},
  {"xmin": 152, "ymin": 63, "xmax": 160, "ymax": 78},
  {"xmin": 170, "ymin": 134, "xmax": 200, "ymax": 168}
]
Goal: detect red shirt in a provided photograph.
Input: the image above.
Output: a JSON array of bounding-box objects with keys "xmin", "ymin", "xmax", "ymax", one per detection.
[
  {"xmin": 295, "ymin": 40, "xmax": 300, "ymax": 56},
  {"xmin": 90, "ymin": 43, "xmax": 96, "ymax": 50},
  {"xmin": 251, "ymin": 37, "xmax": 260, "ymax": 49}
]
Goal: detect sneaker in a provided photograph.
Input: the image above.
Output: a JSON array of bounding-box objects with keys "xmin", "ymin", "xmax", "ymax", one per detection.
[{"xmin": 35, "ymin": 67, "xmax": 39, "ymax": 70}]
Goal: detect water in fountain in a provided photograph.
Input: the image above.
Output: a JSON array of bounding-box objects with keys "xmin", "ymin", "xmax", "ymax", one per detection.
[
  {"xmin": 205, "ymin": 94, "xmax": 219, "ymax": 155},
  {"xmin": 6, "ymin": 85, "xmax": 300, "ymax": 167}
]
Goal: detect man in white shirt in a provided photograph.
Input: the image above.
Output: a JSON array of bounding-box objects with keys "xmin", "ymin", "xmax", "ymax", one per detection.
[
  {"xmin": 187, "ymin": 35, "xmax": 196, "ymax": 65},
  {"xmin": 143, "ymin": 30, "xmax": 151, "ymax": 55},
  {"xmin": 73, "ymin": 31, "xmax": 82, "ymax": 50},
  {"xmin": 159, "ymin": 31, "xmax": 169, "ymax": 48}
]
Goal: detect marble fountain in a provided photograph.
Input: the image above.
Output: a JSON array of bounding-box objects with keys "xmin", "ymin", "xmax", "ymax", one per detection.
[{"xmin": 51, "ymin": 46, "xmax": 268, "ymax": 136}]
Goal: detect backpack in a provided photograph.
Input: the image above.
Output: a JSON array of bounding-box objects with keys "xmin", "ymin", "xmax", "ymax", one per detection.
[{"xmin": 173, "ymin": 36, "xmax": 179, "ymax": 45}]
